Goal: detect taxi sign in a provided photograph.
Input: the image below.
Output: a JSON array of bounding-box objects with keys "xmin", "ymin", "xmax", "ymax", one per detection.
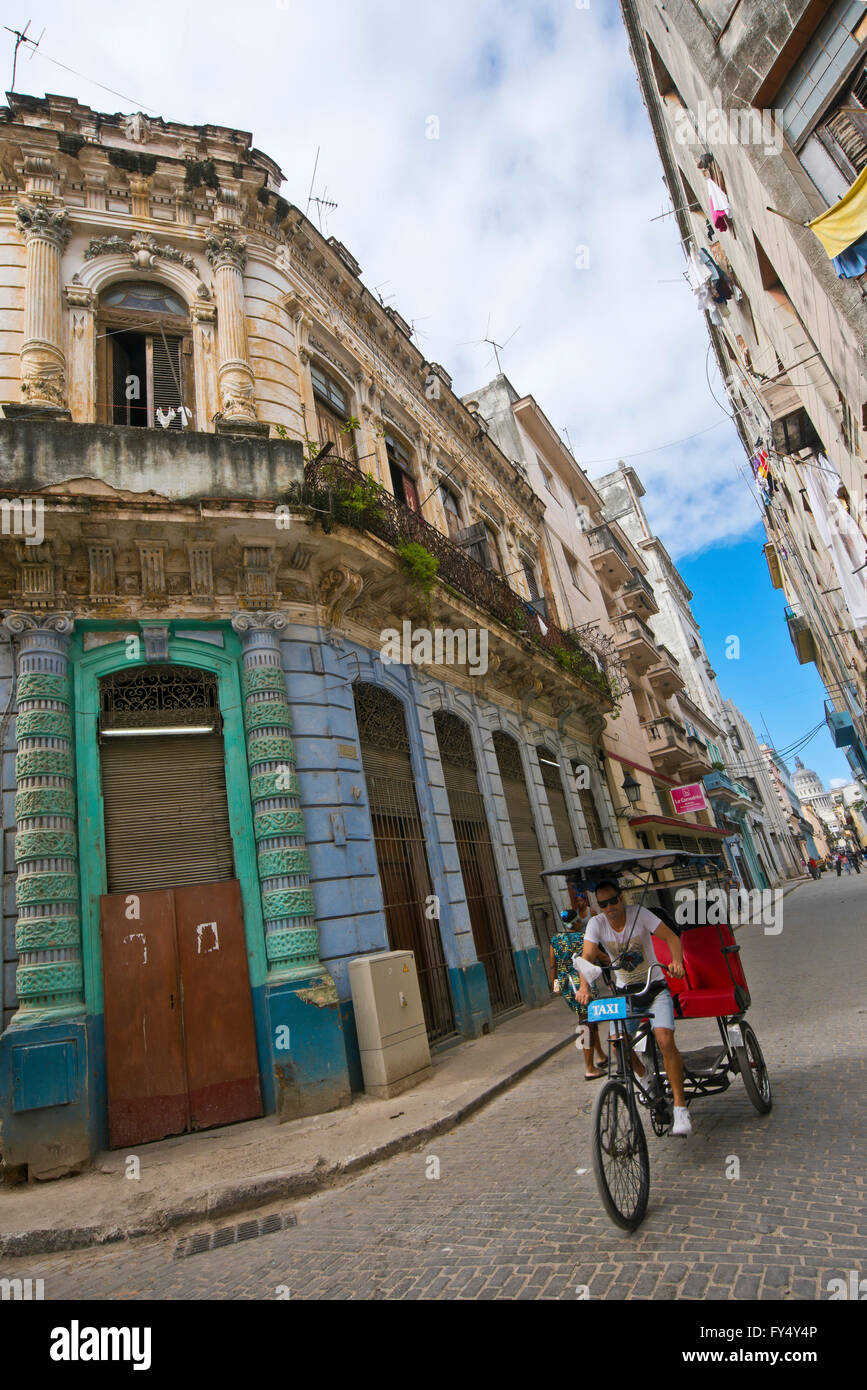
[{"xmin": 588, "ymin": 997, "xmax": 627, "ymax": 1023}]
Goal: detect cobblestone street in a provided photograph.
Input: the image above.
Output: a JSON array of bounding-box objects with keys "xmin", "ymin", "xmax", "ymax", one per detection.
[{"xmin": 10, "ymin": 876, "xmax": 867, "ymax": 1300}]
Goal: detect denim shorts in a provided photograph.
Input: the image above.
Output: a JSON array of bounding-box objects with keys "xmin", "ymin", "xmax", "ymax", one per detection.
[{"xmin": 625, "ymin": 986, "xmax": 675, "ymax": 1034}]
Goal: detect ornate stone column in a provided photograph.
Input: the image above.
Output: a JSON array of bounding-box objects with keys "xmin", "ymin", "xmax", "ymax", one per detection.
[
  {"xmin": 2, "ymin": 612, "xmax": 83, "ymax": 1023},
  {"xmin": 206, "ymin": 229, "xmax": 261, "ymax": 430},
  {"xmin": 231, "ymin": 612, "xmax": 319, "ymax": 976},
  {"xmin": 15, "ymin": 202, "xmax": 71, "ymax": 413}
]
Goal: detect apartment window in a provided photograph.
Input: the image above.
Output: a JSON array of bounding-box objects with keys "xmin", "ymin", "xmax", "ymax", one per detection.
[
  {"xmin": 483, "ymin": 523, "xmax": 503, "ymax": 575},
  {"xmin": 656, "ymin": 784, "xmax": 673, "ymax": 816},
  {"xmin": 646, "ymin": 34, "xmax": 685, "ymax": 108},
  {"xmin": 775, "ymin": 1, "xmax": 865, "ymax": 144},
  {"xmin": 562, "ymin": 546, "xmax": 586, "ymax": 595},
  {"xmin": 680, "ymin": 168, "xmax": 702, "ymax": 214},
  {"xmin": 440, "ymin": 483, "xmax": 463, "ymax": 540},
  {"xmin": 386, "ymin": 432, "xmax": 420, "ymax": 511},
  {"xmin": 311, "ymin": 362, "xmax": 357, "ymax": 462},
  {"xmin": 522, "ymin": 558, "xmax": 541, "ymax": 601},
  {"xmin": 98, "ymin": 281, "xmax": 192, "ymax": 428},
  {"xmin": 539, "ymin": 462, "xmax": 559, "ymax": 500}
]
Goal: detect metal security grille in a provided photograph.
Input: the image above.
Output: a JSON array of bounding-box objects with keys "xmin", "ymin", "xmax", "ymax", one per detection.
[
  {"xmin": 354, "ymin": 685, "xmax": 455, "ymax": 1043},
  {"xmin": 537, "ymin": 746, "xmax": 577, "ymax": 861},
  {"xmin": 99, "ymin": 666, "xmax": 233, "ymax": 892},
  {"xmin": 435, "ymin": 712, "xmax": 521, "ymax": 1015},
  {"xmin": 579, "ymin": 785, "xmax": 606, "ymax": 849},
  {"xmin": 493, "ymin": 731, "xmax": 554, "ymax": 960},
  {"xmin": 100, "ymin": 734, "xmax": 234, "ymax": 892}
]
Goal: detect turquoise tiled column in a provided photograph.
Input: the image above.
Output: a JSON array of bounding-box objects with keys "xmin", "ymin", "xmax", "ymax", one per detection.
[
  {"xmin": 231, "ymin": 611, "xmax": 319, "ymax": 977},
  {"xmin": 1, "ymin": 611, "xmax": 83, "ymax": 1023}
]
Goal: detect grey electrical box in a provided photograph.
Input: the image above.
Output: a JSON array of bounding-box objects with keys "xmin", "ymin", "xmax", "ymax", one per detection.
[{"xmin": 348, "ymin": 950, "xmax": 432, "ymax": 1099}]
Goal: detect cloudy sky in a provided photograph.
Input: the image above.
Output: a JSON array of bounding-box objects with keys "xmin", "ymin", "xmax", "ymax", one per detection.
[{"xmin": 8, "ymin": 0, "xmax": 851, "ymax": 786}]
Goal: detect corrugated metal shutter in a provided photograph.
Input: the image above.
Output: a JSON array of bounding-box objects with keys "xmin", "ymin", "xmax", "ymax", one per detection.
[
  {"xmin": 151, "ymin": 334, "xmax": 184, "ymax": 427},
  {"xmin": 538, "ymin": 748, "xmax": 577, "ymax": 861},
  {"xmin": 579, "ymin": 787, "xmax": 605, "ymax": 849},
  {"xmin": 494, "ymin": 734, "xmax": 554, "ymax": 959},
  {"xmin": 101, "ymin": 733, "xmax": 234, "ymax": 893}
]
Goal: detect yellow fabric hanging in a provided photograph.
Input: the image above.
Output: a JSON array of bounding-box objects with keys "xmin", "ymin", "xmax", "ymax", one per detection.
[{"xmin": 808, "ymin": 165, "xmax": 867, "ymax": 259}]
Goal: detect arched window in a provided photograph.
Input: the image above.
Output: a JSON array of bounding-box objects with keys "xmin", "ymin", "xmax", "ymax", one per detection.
[{"xmin": 97, "ymin": 280, "xmax": 192, "ymax": 429}]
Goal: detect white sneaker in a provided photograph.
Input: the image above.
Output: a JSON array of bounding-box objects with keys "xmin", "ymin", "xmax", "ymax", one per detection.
[
  {"xmin": 635, "ymin": 1069, "xmax": 654, "ymax": 1095},
  {"xmin": 671, "ymin": 1106, "xmax": 692, "ymax": 1137}
]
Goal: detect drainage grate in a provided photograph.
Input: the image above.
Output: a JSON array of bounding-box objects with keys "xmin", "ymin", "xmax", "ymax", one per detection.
[{"xmin": 174, "ymin": 1211, "xmax": 296, "ymax": 1259}]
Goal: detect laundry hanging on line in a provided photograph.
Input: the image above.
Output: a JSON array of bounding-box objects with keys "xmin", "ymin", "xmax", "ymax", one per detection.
[{"xmin": 706, "ymin": 177, "xmax": 731, "ymax": 232}]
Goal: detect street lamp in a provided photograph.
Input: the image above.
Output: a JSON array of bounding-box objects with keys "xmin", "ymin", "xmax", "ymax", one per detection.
[{"xmin": 614, "ymin": 771, "xmax": 642, "ymax": 818}]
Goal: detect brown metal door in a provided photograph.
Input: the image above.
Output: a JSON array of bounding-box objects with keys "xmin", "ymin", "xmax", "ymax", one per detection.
[
  {"xmin": 174, "ymin": 880, "xmax": 263, "ymax": 1131},
  {"xmin": 100, "ymin": 889, "xmax": 189, "ymax": 1148}
]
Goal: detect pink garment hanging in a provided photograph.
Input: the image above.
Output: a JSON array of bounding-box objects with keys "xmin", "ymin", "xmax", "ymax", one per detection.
[{"xmin": 706, "ymin": 177, "xmax": 731, "ymax": 231}]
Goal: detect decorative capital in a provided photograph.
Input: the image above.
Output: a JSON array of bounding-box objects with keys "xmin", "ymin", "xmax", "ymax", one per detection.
[
  {"xmin": 205, "ymin": 231, "xmax": 247, "ymax": 271},
  {"xmin": 2, "ymin": 610, "xmax": 74, "ymax": 636},
  {"xmin": 15, "ymin": 201, "xmax": 70, "ymax": 251},
  {"xmin": 231, "ymin": 611, "xmax": 289, "ymax": 634}
]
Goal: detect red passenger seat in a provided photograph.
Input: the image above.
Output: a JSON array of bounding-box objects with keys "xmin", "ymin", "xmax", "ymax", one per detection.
[{"xmin": 652, "ymin": 922, "xmax": 749, "ymax": 1020}]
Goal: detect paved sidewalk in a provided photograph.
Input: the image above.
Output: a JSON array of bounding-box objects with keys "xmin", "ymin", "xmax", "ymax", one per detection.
[{"xmin": 0, "ymin": 1001, "xmax": 578, "ymax": 1257}]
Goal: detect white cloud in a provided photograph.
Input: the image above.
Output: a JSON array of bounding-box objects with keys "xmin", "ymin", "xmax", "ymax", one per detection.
[{"xmin": 19, "ymin": 0, "xmax": 754, "ymax": 558}]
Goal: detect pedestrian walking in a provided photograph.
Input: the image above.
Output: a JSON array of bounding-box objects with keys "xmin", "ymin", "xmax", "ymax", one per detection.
[
  {"xmin": 549, "ymin": 896, "xmax": 608, "ymax": 1080},
  {"xmin": 836, "ymin": 854, "xmax": 843, "ymax": 877}
]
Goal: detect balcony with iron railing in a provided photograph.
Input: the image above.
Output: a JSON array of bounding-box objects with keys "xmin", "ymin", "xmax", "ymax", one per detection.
[
  {"xmin": 640, "ymin": 713, "xmax": 691, "ymax": 771},
  {"xmin": 785, "ymin": 604, "xmax": 817, "ymax": 666},
  {"xmin": 646, "ymin": 643, "xmax": 685, "ymax": 696},
  {"xmin": 587, "ymin": 524, "xmax": 633, "ymax": 589},
  {"xmin": 623, "ymin": 566, "xmax": 659, "ymax": 616},
  {"xmin": 703, "ymin": 770, "xmax": 752, "ymax": 805},
  {"xmin": 301, "ymin": 454, "xmax": 624, "ymax": 706},
  {"xmin": 612, "ymin": 610, "xmax": 657, "ymax": 671}
]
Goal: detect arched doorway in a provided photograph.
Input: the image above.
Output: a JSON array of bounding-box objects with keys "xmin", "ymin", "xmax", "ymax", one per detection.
[
  {"xmin": 97, "ymin": 663, "xmax": 261, "ymax": 1147},
  {"xmin": 96, "ymin": 279, "xmax": 193, "ymax": 428},
  {"xmin": 434, "ymin": 711, "xmax": 521, "ymax": 1015},
  {"xmin": 492, "ymin": 731, "xmax": 554, "ymax": 961},
  {"xmin": 354, "ymin": 683, "xmax": 455, "ymax": 1042}
]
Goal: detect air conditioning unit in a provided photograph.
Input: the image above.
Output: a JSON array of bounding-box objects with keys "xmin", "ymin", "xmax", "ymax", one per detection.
[{"xmin": 347, "ymin": 950, "xmax": 432, "ymax": 1099}]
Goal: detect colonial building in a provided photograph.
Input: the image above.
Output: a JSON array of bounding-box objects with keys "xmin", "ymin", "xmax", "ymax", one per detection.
[
  {"xmin": 594, "ymin": 462, "xmax": 788, "ymax": 890},
  {"xmin": 619, "ymin": 0, "xmax": 867, "ymax": 800},
  {"xmin": 0, "ymin": 94, "xmax": 636, "ymax": 1178},
  {"xmin": 466, "ymin": 379, "xmax": 735, "ymax": 920}
]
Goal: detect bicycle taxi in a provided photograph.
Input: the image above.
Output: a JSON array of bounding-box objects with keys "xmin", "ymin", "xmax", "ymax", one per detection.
[{"xmin": 542, "ymin": 847, "xmax": 772, "ymax": 1229}]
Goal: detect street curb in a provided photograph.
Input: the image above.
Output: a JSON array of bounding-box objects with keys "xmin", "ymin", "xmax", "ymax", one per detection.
[{"xmin": 0, "ymin": 1027, "xmax": 575, "ymax": 1258}]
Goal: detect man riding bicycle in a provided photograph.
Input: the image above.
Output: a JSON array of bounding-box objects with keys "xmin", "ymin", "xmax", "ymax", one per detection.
[{"xmin": 576, "ymin": 877, "xmax": 692, "ymax": 1136}]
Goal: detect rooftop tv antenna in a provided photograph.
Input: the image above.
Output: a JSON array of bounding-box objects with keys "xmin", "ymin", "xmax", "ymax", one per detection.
[
  {"xmin": 5, "ymin": 20, "xmax": 44, "ymax": 91},
  {"xmin": 304, "ymin": 146, "xmax": 338, "ymax": 233}
]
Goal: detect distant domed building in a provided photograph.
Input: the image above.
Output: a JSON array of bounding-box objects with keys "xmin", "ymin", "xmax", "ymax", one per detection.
[{"xmin": 793, "ymin": 757, "xmax": 837, "ymax": 826}]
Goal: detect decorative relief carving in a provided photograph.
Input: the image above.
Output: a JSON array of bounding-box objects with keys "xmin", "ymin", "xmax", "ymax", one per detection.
[
  {"xmin": 231, "ymin": 610, "xmax": 288, "ymax": 634},
  {"xmin": 123, "ymin": 112, "xmax": 151, "ymax": 143},
  {"xmin": 318, "ymin": 566, "xmax": 364, "ymax": 627},
  {"xmin": 15, "ymin": 202, "xmax": 70, "ymax": 250},
  {"xmin": 205, "ymin": 231, "xmax": 247, "ymax": 271},
  {"xmin": 83, "ymin": 232, "xmax": 199, "ymax": 274}
]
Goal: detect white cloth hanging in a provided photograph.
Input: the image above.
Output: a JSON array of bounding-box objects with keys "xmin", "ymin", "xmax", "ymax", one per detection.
[{"xmin": 706, "ymin": 177, "xmax": 731, "ymax": 219}]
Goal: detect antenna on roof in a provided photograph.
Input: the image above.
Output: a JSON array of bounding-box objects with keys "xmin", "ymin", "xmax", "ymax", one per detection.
[
  {"xmin": 4, "ymin": 20, "xmax": 44, "ymax": 91},
  {"xmin": 482, "ymin": 316, "xmax": 520, "ymax": 373},
  {"xmin": 304, "ymin": 146, "xmax": 338, "ymax": 233}
]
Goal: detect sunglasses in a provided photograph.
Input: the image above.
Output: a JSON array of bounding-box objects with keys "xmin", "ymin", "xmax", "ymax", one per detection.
[{"xmin": 597, "ymin": 894, "xmax": 620, "ymax": 909}]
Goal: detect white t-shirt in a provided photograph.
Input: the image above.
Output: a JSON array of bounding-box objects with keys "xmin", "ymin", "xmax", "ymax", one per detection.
[{"xmin": 585, "ymin": 905, "xmax": 665, "ymax": 987}]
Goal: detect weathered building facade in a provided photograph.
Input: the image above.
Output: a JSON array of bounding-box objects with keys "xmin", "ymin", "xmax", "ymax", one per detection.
[
  {"xmin": 467, "ymin": 379, "xmax": 736, "ymax": 920},
  {"xmin": 0, "ymin": 95, "xmax": 639, "ymax": 1177},
  {"xmin": 620, "ymin": 0, "xmax": 867, "ymax": 798}
]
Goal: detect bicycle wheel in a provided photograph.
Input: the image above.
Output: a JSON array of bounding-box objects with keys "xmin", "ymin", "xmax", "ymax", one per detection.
[
  {"xmin": 591, "ymin": 1080, "xmax": 650, "ymax": 1230},
  {"xmin": 735, "ymin": 1023, "xmax": 772, "ymax": 1114}
]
